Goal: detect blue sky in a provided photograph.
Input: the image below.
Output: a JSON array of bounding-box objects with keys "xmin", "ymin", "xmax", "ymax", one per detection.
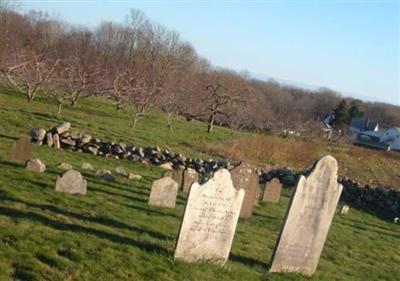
[{"xmin": 21, "ymin": 0, "xmax": 399, "ymax": 105}]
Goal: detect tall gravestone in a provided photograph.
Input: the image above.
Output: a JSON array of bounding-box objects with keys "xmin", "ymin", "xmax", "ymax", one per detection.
[
  {"xmin": 10, "ymin": 136, "xmax": 33, "ymax": 163},
  {"xmin": 230, "ymin": 164, "xmax": 258, "ymax": 218},
  {"xmin": 182, "ymin": 168, "xmax": 199, "ymax": 193},
  {"xmin": 163, "ymin": 169, "xmax": 184, "ymax": 189},
  {"xmin": 269, "ymin": 155, "xmax": 343, "ymax": 276},
  {"xmin": 263, "ymin": 178, "xmax": 282, "ymax": 203},
  {"xmin": 148, "ymin": 177, "xmax": 178, "ymax": 208},
  {"xmin": 174, "ymin": 169, "xmax": 245, "ymax": 265}
]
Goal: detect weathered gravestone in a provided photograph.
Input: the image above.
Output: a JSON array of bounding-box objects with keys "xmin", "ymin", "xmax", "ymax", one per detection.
[
  {"xmin": 148, "ymin": 177, "xmax": 178, "ymax": 208},
  {"xmin": 269, "ymin": 155, "xmax": 343, "ymax": 276},
  {"xmin": 182, "ymin": 168, "xmax": 199, "ymax": 193},
  {"xmin": 263, "ymin": 178, "xmax": 282, "ymax": 203},
  {"xmin": 230, "ymin": 164, "xmax": 258, "ymax": 218},
  {"xmin": 339, "ymin": 204, "xmax": 350, "ymax": 215},
  {"xmin": 25, "ymin": 159, "xmax": 46, "ymax": 173},
  {"xmin": 10, "ymin": 136, "xmax": 33, "ymax": 163},
  {"xmin": 163, "ymin": 169, "xmax": 183, "ymax": 189},
  {"xmin": 174, "ymin": 169, "xmax": 245, "ymax": 265},
  {"xmin": 55, "ymin": 170, "xmax": 87, "ymax": 195}
]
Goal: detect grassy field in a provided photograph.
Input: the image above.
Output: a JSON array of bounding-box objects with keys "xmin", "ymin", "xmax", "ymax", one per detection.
[{"xmin": 0, "ymin": 88, "xmax": 399, "ymax": 280}]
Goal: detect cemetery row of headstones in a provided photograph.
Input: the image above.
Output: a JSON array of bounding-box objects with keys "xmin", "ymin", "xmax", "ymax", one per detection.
[
  {"xmin": 10, "ymin": 136, "xmax": 344, "ymax": 276},
  {"xmin": 148, "ymin": 155, "xmax": 342, "ymax": 276}
]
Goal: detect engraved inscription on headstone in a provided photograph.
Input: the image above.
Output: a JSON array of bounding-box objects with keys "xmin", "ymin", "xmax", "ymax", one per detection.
[
  {"xmin": 269, "ymin": 155, "xmax": 343, "ymax": 276},
  {"xmin": 174, "ymin": 169, "xmax": 244, "ymax": 265},
  {"xmin": 183, "ymin": 168, "xmax": 198, "ymax": 193},
  {"xmin": 230, "ymin": 164, "xmax": 258, "ymax": 218},
  {"xmin": 263, "ymin": 178, "xmax": 282, "ymax": 203},
  {"xmin": 148, "ymin": 177, "xmax": 178, "ymax": 208},
  {"xmin": 10, "ymin": 136, "xmax": 33, "ymax": 163}
]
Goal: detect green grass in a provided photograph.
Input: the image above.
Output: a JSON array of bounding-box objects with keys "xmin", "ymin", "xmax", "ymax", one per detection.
[{"xmin": 0, "ymin": 88, "xmax": 399, "ymax": 280}]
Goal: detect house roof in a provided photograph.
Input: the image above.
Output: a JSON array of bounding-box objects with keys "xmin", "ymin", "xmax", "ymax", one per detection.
[{"xmin": 350, "ymin": 118, "xmax": 378, "ymax": 131}]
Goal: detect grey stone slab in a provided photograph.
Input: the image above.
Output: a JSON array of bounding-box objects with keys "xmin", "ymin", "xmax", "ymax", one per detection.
[
  {"xmin": 263, "ymin": 178, "xmax": 282, "ymax": 203},
  {"xmin": 148, "ymin": 177, "xmax": 178, "ymax": 208},
  {"xmin": 55, "ymin": 170, "xmax": 87, "ymax": 195},
  {"xmin": 10, "ymin": 136, "xmax": 33, "ymax": 163}
]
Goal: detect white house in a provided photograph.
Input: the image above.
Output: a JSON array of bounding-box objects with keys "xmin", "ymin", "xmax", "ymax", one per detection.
[{"xmin": 356, "ymin": 127, "xmax": 400, "ymax": 151}]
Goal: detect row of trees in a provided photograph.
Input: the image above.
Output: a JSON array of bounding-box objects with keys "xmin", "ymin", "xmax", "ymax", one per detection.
[{"xmin": 1, "ymin": 3, "xmax": 399, "ymax": 135}]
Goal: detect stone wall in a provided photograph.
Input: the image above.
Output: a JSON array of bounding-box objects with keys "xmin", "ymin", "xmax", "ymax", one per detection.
[{"xmin": 31, "ymin": 123, "xmax": 400, "ymax": 221}]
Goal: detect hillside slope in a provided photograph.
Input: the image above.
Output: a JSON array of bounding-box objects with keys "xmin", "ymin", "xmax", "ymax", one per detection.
[{"xmin": 0, "ymin": 89, "xmax": 399, "ymax": 281}]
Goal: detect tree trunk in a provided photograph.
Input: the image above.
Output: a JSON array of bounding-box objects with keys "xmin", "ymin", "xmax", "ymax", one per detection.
[
  {"xmin": 207, "ymin": 114, "xmax": 215, "ymax": 133},
  {"xmin": 132, "ymin": 117, "xmax": 138, "ymax": 128},
  {"xmin": 166, "ymin": 112, "xmax": 173, "ymax": 131},
  {"xmin": 57, "ymin": 102, "xmax": 63, "ymax": 116}
]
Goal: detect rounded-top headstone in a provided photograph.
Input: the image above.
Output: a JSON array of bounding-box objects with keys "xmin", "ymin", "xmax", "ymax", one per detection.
[
  {"xmin": 55, "ymin": 170, "xmax": 87, "ymax": 195},
  {"xmin": 25, "ymin": 159, "xmax": 46, "ymax": 173}
]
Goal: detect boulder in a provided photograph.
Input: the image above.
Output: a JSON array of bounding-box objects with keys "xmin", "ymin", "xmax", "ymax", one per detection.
[
  {"xmin": 45, "ymin": 132, "xmax": 53, "ymax": 147},
  {"xmin": 53, "ymin": 134, "xmax": 60, "ymax": 149},
  {"xmin": 25, "ymin": 159, "xmax": 46, "ymax": 173},
  {"xmin": 31, "ymin": 128, "xmax": 46, "ymax": 142},
  {"xmin": 53, "ymin": 122, "xmax": 71, "ymax": 134}
]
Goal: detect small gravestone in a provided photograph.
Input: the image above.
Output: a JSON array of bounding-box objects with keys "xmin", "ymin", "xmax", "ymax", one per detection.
[
  {"xmin": 10, "ymin": 136, "xmax": 33, "ymax": 163},
  {"xmin": 81, "ymin": 162, "xmax": 94, "ymax": 170},
  {"xmin": 182, "ymin": 168, "xmax": 198, "ymax": 193},
  {"xmin": 230, "ymin": 163, "xmax": 258, "ymax": 218},
  {"xmin": 57, "ymin": 162, "xmax": 73, "ymax": 170},
  {"xmin": 46, "ymin": 132, "xmax": 53, "ymax": 147},
  {"xmin": 263, "ymin": 178, "xmax": 282, "ymax": 203},
  {"xmin": 174, "ymin": 169, "xmax": 245, "ymax": 265},
  {"xmin": 115, "ymin": 166, "xmax": 127, "ymax": 176},
  {"xmin": 163, "ymin": 169, "xmax": 183, "ymax": 189},
  {"xmin": 148, "ymin": 177, "xmax": 178, "ymax": 208},
  {"xmin": 128, "ymin": 173, "xmax": 142, "ymax": 180},
  {"xmin": 269, "ymin": 155, "xmax": 343, "ymax": 277},
  {"xmin": 55, "ymin": 170, "xmax": 87, "ymax": 195},
  {"xmin": 25, "ymin": 159, "xmax": 46, "ymax": 173},
  {"xmin": 96, "ymin": 170, "xmax": 115, "ymax": 182},
  {"xmin": 340, "ymin": 204, "xmax": 350, "ymax": 215}
]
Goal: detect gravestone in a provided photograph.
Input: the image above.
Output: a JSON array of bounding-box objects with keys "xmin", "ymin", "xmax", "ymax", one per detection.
[
  {"xmin": 115, "ymin": 166, "xmax": 127, "ymax": 176},
  {"xmin": 163, "ymin": 169, "xmax": 183, "ymax": 189},
  {"xmin": 230, "ymin": 163, "xmax": 258, "ymax": 218},
  {"xmin": 182, "ymin": 168, "xmax": 198, "ymax": 193},
  {"xmin": 263, "ymin": 178, "xmax": 282, "ymax": 203},
  {"xmin": 148, "ymin": 177, "xmax": 178, "ymax": 208},
  {"xmin": 10, "ymin": 136, "xmax": 33, "ymax": 163},
  {"xmin": 128, "ymin": 173, "xmax": 142, "ymax": 180},
  {"xmin": 55, "ymin": 170, "xmax": 87, "ymax": 195},
  {"xmin": 57, "ymin": 162, "xmax": 73, "ymax": 170},
  {"xmin": 174, "ymin": 169, "xmax": 245, "ymax": 265},
  {"xmin": 81, "ymin": 162, "xmax": 94, "ymax": 170},
  {"xmin": 25, "ymin": 159, "xmax": 46, "ymax": 173},
  {"xmin": 269, "ymin": 155, "xmax": 343, "ymax": 276},
  {"xmin": 96, "ymin": 170, "xmax": 115, "ymax": 182},
  {"xmin": 339, "ymin": 204, "xmax": 350, "ymax": 215}
]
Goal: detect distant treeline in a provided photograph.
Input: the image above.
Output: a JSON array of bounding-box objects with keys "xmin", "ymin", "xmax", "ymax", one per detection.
[{"xmin": 1, "ymin": 3, "xmax": 399, "ymax": 134}]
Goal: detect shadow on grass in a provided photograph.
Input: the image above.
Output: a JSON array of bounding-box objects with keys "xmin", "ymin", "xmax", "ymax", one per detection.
[
  {"xmin": 0, "ymin": 134, "xmax": 18, "ymax": 141},
  {"xmin": 252, "ymin": 212, "xmax": 279, "ymax": 221},
  {"xmin": 2, "ymin": 194, "xmax": 173, "ymax": 241},
  {"xmin": 337, "ymin": 219, "xmax": 400, "ymax": 239},
  {"xmin": 229, "ymin": 253, "xmax": 268, "ymax": 268},
  {"xmin": 121, "ymin": 202, "xmax": 181, "ymax": 219},
  {"xmin": 90, "ymin": 186, "xmax": 149, "ymax": 204},
  {"xmin": 0, "ymin": 205, "xmax": 172, "ymax": 256}
]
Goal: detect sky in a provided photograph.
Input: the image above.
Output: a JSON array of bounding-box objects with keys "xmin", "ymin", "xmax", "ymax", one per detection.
[{"xmin": 20, "ymin": 0, "xmax": 400, "ymax": 105}]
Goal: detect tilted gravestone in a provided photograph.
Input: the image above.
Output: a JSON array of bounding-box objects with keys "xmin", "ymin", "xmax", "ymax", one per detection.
[
  {"xmin": 10, "ymin": 136, "xmax": 33, "ymax": 163},
  {"xmin": 182, "ymin": 168, "xmax": 199, "ymax": 193},
  {"xmin": 148, "ymin": 177, "xmax": 178, "ymax": 208},
  {"xmin": 55, "ymin": 170, "xmax": 87, "ymax": 195},
  {"xmin": 263, "ymin": 178, "xmax": 282, "ymax": 203},
  {"xmin": 269, "ymin": 155, "xmax": 343, "ymax": 277},
  {"xmin": 174, "ymin": 169, "xmax": 245, "ymax": 265},
  {"xmin": 230, "ymin": 163, "xmax": 258, "ymax": 218}
]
